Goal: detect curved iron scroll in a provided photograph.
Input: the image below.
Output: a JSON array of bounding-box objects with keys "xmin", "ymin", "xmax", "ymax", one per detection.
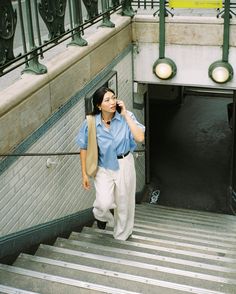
[
  {"xmin": 82, "ymin": 0, "xmax": 99, "ymax": 21},
  {"xmin": 0, "ymin": 0, "xmax": 17, "ymax": 68},
  {"xmin": 38, "ymin": 0, "xmax": 67, "ymax": 41}
]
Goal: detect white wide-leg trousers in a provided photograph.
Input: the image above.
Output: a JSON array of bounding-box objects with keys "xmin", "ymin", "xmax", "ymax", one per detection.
[{"xmin": 93, "ymin": 153, "xmax": 136, "ymax": 240}]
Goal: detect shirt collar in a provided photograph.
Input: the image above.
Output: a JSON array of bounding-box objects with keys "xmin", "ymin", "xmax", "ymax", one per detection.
[{"xmin": 96, "ymin": 111, "xmax": 121, "ymax": 126}]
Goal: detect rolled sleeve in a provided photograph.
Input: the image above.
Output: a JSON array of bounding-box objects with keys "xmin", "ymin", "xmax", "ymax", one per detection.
[
  {"xmin": 76, "ymin": 120, "xmax": 88, "ymax": 149},
  {"xmin": 129, "ymin": 111, "xmax": 145, "ymax": 132}
]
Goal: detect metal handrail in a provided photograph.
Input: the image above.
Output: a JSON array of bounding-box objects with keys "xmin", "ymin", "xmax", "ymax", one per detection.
[{"xmin": 0, "ymin": 149, "xmax": 145, "ymax": 157}]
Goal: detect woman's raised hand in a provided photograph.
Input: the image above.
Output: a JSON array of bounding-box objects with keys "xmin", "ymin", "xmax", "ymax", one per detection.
[{"xmin": 116, "ymin": 100, "xmax": 127, "ymax": 116}]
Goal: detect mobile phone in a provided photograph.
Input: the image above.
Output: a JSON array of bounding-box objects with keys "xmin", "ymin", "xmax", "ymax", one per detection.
[{"xmin": 116, "ymin": 101, "xmax": 121, "ymax": 113}]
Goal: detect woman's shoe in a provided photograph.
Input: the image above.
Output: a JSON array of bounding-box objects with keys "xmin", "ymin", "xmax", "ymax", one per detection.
[{"xmin": 96, "ymin": 219, "xmax": 107, "ymax": 230}]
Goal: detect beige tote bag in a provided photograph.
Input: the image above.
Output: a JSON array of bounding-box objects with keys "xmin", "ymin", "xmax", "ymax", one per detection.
[{"xmin": 86, "ymin": 115, "xmax": 98, "ymax": 177}]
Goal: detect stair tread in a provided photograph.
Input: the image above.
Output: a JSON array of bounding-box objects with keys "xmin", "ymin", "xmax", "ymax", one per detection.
[
  {"xmin": 1, "ymin": 204, "xmax": 236, "ymax": 293},
  {"xmin": 138, "ymin": 204, "xmax": 236, "ymax": 221},
  {"xmin": 13, "ymin": 254, "xmax": 235, "ymax": 294},
  {"xmin": 68, "ymin": 230, "xmax": 236, "ymax": 269},
  {"xmin": 88, "ymin": 225, "xmax": 236, "ymax": 252},
  {"xmin": 35, "ymin": 243, "xmax": 236, "ymax": 283},
  {"xmin": 0, "ymin": 264, "xmax": 139, "ymax": 294}
]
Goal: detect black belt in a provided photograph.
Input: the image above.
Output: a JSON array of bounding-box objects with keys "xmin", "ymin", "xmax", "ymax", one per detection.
[{"xmin": 117, "ymin": 151, "xmax": 130, "ymax": 159}]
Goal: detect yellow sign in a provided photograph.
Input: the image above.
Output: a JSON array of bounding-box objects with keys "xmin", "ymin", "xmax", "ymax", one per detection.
[{"xmin": 169, "ymin": 0, "xmax": 223, "ymax": 8}]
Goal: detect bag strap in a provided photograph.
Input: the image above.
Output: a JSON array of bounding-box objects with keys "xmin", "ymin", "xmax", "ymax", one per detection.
[
  {"xmin": 86, "ymin": 115, "xmax": 98, "ymax": 177},
  {"xmin": 86, "ymin": 115, "xmax": 96, "ymax": 143}
]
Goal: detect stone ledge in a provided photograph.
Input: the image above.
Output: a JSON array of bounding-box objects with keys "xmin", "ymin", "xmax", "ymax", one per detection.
[{"xmin": 0, "ymin": 14, "xmax": 131, "ymax": 118}]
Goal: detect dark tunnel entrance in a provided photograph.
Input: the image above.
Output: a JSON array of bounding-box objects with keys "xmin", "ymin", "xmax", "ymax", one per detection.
[{"xmin": 148, "ymin": 84, "xmax": 233, "ymax": 214}]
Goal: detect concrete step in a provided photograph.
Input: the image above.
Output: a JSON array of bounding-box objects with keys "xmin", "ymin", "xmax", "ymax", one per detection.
[
  {"xmin": 54, "ymin": 235, "xmax": 236, "ymax": 278},
  {"xmin": 68, "ymin": 229, "xmax": 236, "ymax": 270},
  {"xmin": 12, "ymin": 252, "xmax": 232, "ymax": 294},
  {"xmin": 0, "ymin": 204, "xmax": 236, "ymax": 293},
  {"xmin": 55, "ymin": 233, "xmax": 236, "ymax": 293},
  {"xmin": 35, "ymin": 241, "xmax": 236, "ymax": 292},
  {"xmin": 91, "ymin": 223, "xmax": 236, "ymax": 255},
  {"xmin": 0, "ymin": 284, "xmax": 39, "ymax": 294},
  {"xmin": 0, "ymin": 263, "xmax": 138, "ymax": 294},
  {"xmin": 135, "ymin": 205, "xmax": 236, "ymax": 234}
]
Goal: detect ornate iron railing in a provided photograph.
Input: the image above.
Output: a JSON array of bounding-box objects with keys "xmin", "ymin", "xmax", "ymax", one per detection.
[
  {"xmin": 0, "ymin": 1, "xmax": 235, "ymax": 78},
  {"xmin": 0, "ymin": 0, "xmax": 135, "ymax": 77}
]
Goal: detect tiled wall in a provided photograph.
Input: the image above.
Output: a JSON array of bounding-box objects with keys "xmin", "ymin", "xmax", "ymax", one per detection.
[{"xmin": 0, "ymin": 48, "xmax": 146, "ymax": 237}]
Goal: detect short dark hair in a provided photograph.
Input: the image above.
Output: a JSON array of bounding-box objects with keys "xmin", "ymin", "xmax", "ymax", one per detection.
[{"xmin": 92, "ymin": 86, "xmax": 115, "ymax": 115}]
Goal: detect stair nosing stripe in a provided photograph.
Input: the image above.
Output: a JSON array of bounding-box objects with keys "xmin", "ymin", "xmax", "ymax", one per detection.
[
  {"xmin": 139, "ymin": 204, "xmax": 236, "ymax": 220},
  {"xmin": 0, "ymin": 285, "xmax": 39, "ymax": 294},
  {"xmin": 130, "ymin": 227, "xmax": 236, "ymax": 251},
  {"xmin": 0, "ymin": 264, "xmax": 139, "ymax": 294},
  {"xmin": 84, "ymin": 227, "xmax": 236, "ymax": 254},
  {"xmin": 38, "ymin": 244, "xmax": 236, "ymax": 285},
  {"xmin": 14, "ymin": 255, "xmax": 228, "ymax": 294},
  {"xmin": 134, "ymin": 218, "xmax": 236, "ymax": 237},
  {"xmin": 133, "ymin": 222, "xmax": 236, "ymax": 243},
  {"xmin": 57, "ymin": 238, "xmax": 236, "ymax": 273},
  {"xmin": 134, "ymin": 213, "xmax": 236, "ymax": 231},
  {"xmin": 77, "ymin": 231, "xmax": 236, "ymax": 263},
  {"xmin": 135, "ymin": 207, "xmax": 236, "ymax": 222}
]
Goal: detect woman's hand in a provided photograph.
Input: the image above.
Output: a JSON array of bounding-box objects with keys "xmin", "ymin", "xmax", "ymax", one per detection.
[
  {"xmin": 82, "ymin": 174, "xmax": 91, "ymax": 190},
  {"xmin": 116, "ymin": 100, "xmax": 127, "ymax": 116},
  {"xmin": 80, "ymin": 149, "xmax": 91, "ymax": 190},
  {"xmin": 117, "ymin": 100, "xmax": 144, "ymax": 143}
]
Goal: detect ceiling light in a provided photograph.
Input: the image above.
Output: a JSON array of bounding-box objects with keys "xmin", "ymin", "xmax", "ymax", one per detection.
[
  {"xmin": 153, "ymin": 58, "xmax": 177, "ymax": 80},
  {"xmin": 209, "ymin": 61, "xmax": 233, "ymax": 84}
]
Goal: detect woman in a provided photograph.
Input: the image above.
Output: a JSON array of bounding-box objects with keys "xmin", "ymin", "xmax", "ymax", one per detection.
[{"xmin": 77, "ymin": 86, "xmax": 145, "ymax": 240}]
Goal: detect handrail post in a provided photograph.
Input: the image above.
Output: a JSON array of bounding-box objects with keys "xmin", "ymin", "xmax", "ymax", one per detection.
[
  {"xmin": 222, "ymin": 0, "xmax": 230, "ymax": 62},
  {"xmin": 121, "ymin": 0, "xmax": 135, "ymax": 17},
  {"xmin": 159, "ymin": 0, "xmax": 165, "ymax": 59},
  {"xmin": 22, "ymin": 0, "xmax": 47, "ymax": 74},
  {"xmin": 68, "ymin": 0, "xmax": 88, "ymax": 46},
  {"xmin": 100, "ymin": 0, "xmax": 115, "ymax": 27}
]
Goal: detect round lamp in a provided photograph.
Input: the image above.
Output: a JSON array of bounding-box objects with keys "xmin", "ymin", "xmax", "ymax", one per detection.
[
  {"xmin": 153, "ymin": 58, "xmax": 177, "ymax": 80},
  {"xmin": 209, "ymin": 61, "xmax": 233, "ymax": 84}
]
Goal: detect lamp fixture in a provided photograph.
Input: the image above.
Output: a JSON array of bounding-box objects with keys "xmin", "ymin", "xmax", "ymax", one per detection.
[
  {"xmin": 209, "ymin": 61, "xmax": 233, "ymax": 84},
  {"xmin": 153, "ymin": 57, "xmax": 177, "ymax": 80},
  {"xmin": 208, "ymin": 0, "xmax": 233, "ymax": 84},
  {"xmin": 153, "ymin": 1, "xmax": 176, "ymax": 81}
]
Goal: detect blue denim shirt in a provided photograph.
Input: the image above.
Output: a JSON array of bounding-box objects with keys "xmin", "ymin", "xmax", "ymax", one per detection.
[{"xmin": 76, "ymin": 111, "xmax": 145, "ymax": 171}]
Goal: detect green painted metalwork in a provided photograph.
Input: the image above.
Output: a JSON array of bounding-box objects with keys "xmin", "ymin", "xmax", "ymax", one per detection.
[
  {"xmin": 112, "ymin": 0, "xmax": 120, "ymax": 6},
  {"xmin": 82, "ymin": 0, "xmax": 99, "ymax": 21},
  {"xmin": 121, "ymin": 0, "xmax": 135, "ymax": 17},
  {"xmin": 38, "ymin": 0, "xmax": 67, "ymax": 41},
  {"xmin": 100, "ymin": 0, "xmax": 115, "ymax": 27},
  {"xmin": 22, "ymin": 0, "xmax": 47, "ymax": 74},
  {"xmin": 222, "ymin": 0, "xmax": 230, "ymax": 62},
  {"xmin": 208, "ymin": 0, "xmax": 234, "ymax": 83},
  {"xmin": 159, "ymin": 0, "xmax": 165, "ymax": 58},
  {"xmin": 0, "ymin": 0, "xmax": 17, "ymax": 73},
  {"xmin": 68, "ymin": 0, "xmax": 88, "ymax": 46}
]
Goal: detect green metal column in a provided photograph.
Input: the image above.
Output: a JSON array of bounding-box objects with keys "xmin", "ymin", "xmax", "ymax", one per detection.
[
  {"xmin": 23, "ymin": 0, "xmax": 47, "ymax": 74},
  {"xmin": 68, "ymin": 0, "xmax": 87, "ymax": 46}
]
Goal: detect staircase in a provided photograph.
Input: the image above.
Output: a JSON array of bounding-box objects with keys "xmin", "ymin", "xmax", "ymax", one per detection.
[{"xmin": 0, "ymin": 203, "xmax": 236, "ymax": 294}]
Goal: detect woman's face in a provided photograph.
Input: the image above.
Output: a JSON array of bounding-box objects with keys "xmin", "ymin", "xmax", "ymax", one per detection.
[{"xmin": 100, "ymin": 91, "xmax": 117, "ymax": 113}]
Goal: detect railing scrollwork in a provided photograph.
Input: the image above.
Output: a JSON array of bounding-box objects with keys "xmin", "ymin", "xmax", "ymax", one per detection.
[
  {"xmin": 38, "ymin": 0, "xmax": 67, "ymax": 41},
  {"xmin": 83, "ymin": 0, "xmax": 99, "ymax": 21},
  {"xmin": 0, "ymin": 0, "xmax": 17, "ymax": 73}
]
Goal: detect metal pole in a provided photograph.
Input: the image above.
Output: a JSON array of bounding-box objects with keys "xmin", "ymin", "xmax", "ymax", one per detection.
[
  {"xmin": 222, "ymin": 0, "xmax": 230, "ymax": 62},
  {"xmin": 159, "ymin": 0, "xmax": 165, "ymax": 58},
  {"xmin": 33, "ymin": 0, "xmax": 43, "ymax": 58},
  {"xmin": 18, "ymin": 0, "xmax": 29, "ymax": 65}
]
